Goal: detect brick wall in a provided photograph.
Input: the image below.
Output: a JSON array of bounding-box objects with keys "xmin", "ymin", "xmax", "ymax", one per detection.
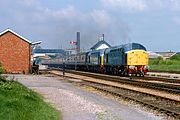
[{"xmin": 0, "ymin": 31, "xmax": 31, "ymax": 73}]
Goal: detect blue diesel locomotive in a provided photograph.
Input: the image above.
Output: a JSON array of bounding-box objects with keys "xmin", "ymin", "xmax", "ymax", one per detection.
[{"xmin": 56, "ymin": 43, "xmax": 149, "ymax": 76}]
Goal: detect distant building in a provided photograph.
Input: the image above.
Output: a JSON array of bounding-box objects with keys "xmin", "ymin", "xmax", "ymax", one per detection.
[
  {"xmin": 33, "ymin": 48, "xmax": 66, "ymax": 64},
  {"xmin": 148, "ymin": 51, "xmax": 178, "ymax": 60},
  {"xmin": 148, "ymin": 51, "xmax": 163, "ymax": 59},
  {"xmin": 33, "ymin": 49, "xmax": 66, "ymax": 57},
  {"xmin": 90, "ymin": 39, "xmax": 111, "ymax": 51},
  {"xmin": 0, "ymin": 28, "xmax": 32, "ymax": 73},
  {"xmin": 156, "ymin": 52, "xmax": 177, "ymax": 60}
]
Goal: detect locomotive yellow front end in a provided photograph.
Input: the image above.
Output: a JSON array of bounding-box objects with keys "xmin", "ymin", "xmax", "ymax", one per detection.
[{"xmin": 126, "ymin": 49, "xmax": 149, "ymax": 76}]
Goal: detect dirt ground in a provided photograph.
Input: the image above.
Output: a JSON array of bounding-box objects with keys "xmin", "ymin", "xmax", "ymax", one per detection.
[{"xmin": 7, "ymin": 74, "xmax": 165, "ymax": 120}]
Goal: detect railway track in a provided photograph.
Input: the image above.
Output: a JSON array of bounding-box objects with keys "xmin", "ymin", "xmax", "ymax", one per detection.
[
  {"xmin": 47, "ymin": 68, "xmax": 180, "ymax": 84},
  {"xmin": 49, "ymin": 70, "xmax": 180, "ymax": 119},
  {"xmin": 64, "ymin": 70, "xmax": 180, "ymax": 94},
  {"xmin": 138, "ymin": 75, "xmax": 180, "ymax": 84},
  {"xmin": 83, "ymin": 82, "xmax": 180, "ymax": 119}
]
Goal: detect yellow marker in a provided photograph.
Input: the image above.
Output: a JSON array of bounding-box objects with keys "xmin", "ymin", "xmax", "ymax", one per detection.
[{"xmin": 101, "ymin": 54, "xmax": 104, "ymax": 65}]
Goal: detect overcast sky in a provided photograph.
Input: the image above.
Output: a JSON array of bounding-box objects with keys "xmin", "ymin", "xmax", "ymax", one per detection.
[{"xmin": 0, "ymin": 0, "xmax": 180, "ymax": 51}]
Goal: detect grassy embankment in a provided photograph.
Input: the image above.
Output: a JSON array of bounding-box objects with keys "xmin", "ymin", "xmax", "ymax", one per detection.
[
  {"xmin": 0, "ymin": 66, "xmax": 60, "ymax": 120},
  {"xmin": 149, "ymin": 54, "xmax": 180, "ymax": 72}
]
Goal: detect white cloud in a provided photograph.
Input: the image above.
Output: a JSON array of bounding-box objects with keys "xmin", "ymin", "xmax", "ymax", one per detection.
[
  {"xmin": 0, "ymin": 0, "xmax": 131, "ymax": 48},
  {"xmin": 19, "ymin": 0, "xmax": 39, "ymax": 6},
  {"xmin": 173, "ymin": 17, "xmax": 180, "ymax": 25},
  {"xmin": 170, "ymin": 0, "xmax": 180, "ymax": 11},
  {"xmin": 42, "ymin": 5, "xmax": 78, "ymax": 20},
  {"xmin": 90, "ymin": 10, "xmax": 111, "ymax": 28},
  {"xmin": 101, "ymin": 0, "xmax": 147, "ymax": 11},
  {"xmin": 101, "ymin": 0, "xmax": 180, "ymax": 11}
]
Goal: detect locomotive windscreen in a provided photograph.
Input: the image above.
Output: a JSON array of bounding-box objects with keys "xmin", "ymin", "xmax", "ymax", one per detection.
[{"xmin": 124, "ymin": 43, "xmax": 146, "ymax": 52}]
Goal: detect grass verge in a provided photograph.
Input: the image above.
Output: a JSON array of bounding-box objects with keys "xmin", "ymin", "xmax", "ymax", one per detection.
[
  {"xmin": 0, "ymin": 77, "xmax": 60, "ymax": 120},
  {"xmin": 149, "ymin": 56, "xmax": 180, "ymax": 72},
  {"xmin": 149, "ymin": 65, "xmax": 180, "ymax": 72}
]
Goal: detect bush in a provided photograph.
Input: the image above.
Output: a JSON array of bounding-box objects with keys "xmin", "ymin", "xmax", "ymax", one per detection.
[
  {"xmin": 0, "ymin": 62, "xmax": 5, "ymax": 81},
  {"xmin": 149, "ymin": 56, "xmax": 163, "ymax": 65},
  {"xmin": 159, "ymin": 60, "xmax": 166, "ymax": 65},
  {"xmin": 0, "ymin": 62, "xmax": 4, "ymax": 74},
  {"xmin": 170, "ymin": 54, "xmax": 180, "ymax": 60},
  {"xmin": 166, "ymin": 60, "xmax": 173, "ymax": 65},
  {"xmin": 157, "ymin": 56, "xmax": 163, "ymax": 61},
  {"xmin": 149, "ymin": 56, "xmax": 180, "ymax": 72}
]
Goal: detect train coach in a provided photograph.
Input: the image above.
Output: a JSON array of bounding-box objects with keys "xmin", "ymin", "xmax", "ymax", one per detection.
[{"xmin": 59, "ymin": 43, "xmax": 149, "ymax": 76}]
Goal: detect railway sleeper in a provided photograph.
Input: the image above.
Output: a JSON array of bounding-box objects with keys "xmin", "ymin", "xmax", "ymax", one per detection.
[{"xmin": 85, "ymin": 83, "xmax": 180, "ymax": 119}]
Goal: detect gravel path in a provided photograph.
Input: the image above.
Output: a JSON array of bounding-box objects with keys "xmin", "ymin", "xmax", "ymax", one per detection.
[{"xmin": 7, "ymin": 74, "xmax": 165, "ymax": 120}]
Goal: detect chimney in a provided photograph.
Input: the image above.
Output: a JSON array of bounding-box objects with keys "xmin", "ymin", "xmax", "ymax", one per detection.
[
  {"xmin": 76, "ymin": 32, "xmax": 80, "ymax": 54},
  {"xmin": 102, "ymin": 34, "xmax": 104, "ymax": 41}
]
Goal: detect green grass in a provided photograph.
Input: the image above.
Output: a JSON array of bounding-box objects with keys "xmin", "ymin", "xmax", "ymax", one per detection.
[
  {"xmin": 149, "ymin": 56, "xmax": 180, "ymax": 72},
  {"xmin": 150, "ymin": 65, "xmax": 180, "ymax": 72},
  {"xmin": 0, "ymin": 77, "xmax": 60, "ymax": 120}
]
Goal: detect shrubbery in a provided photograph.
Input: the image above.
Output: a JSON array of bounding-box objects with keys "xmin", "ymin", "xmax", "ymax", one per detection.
[
  {"xmin": 0, "ymin": 62, "xmax": 4, "ymax": 75},
  {"xmin": 170, "ymin": 54, "xmax": 180, "ymax": 60},
  {"xmin": 149, "ymin": 54, "xmax": 180, "ymax": 72},
  {"xmin": 149, "ymin": 55, "xmax": 180, "ymax": 65},
  {"xmin": 149, "ymin": 56, "xmax": 163, "ymax": 65},
  {"xmin": 0, "ymin": 62, "xmax": 5, "ymax": 81}
]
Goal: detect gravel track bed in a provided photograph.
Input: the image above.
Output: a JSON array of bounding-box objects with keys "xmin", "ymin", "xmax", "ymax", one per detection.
[
  {"xmin": 6, "ymin": 74, "xmax": 165, "ymax": 120},
  {"xmin": 61, "ymin": 69, "xmax": 180, "ymax": 84},
  {"xmin": 84, "ymin": 82, "xmax": 180, "ymax": 116},
  {"xmin": 51, "ymin": 71, "xmax": 180, "ymax": 102},
  {"xmin": 58, "ymin": 71, "xmax": 180, "ymax": 94}
]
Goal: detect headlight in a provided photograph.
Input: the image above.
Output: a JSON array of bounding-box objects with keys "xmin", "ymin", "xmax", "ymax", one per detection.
[
  {"xmin": 129, "ymin": 66, "xmax": 135, "ymax": 69},
  {"xmin": 144, "ymin": 66, "xmax": 149, "ymax": 69}
]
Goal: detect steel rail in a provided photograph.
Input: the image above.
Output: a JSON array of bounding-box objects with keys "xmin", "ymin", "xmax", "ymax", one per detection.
[
  {"xmin": 84, "ymin": 82, "xmax": 180, "ymax": 119},
  {"xmin": 64, "ymin": 70, "xmax": 180, "ymax": 94},
  {"xmin": 49, "ymin": 70, "xmax": 180, "ymax": 119}
]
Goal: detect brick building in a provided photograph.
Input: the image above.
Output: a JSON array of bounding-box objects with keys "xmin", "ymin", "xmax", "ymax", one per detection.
[{"xmin": 0, "ymin": 28, "xmax": 32, "ymax": 73}]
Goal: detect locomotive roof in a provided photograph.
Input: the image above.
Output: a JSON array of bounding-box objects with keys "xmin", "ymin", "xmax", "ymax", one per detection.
[
  {"xmin": 87, "ymin": 43, "xmax": 146, "ymax": 55},
  {"xmin": 124, "ymin": 43, "xmax": 146, "ymax": 51},
  {"xmin": 105, "ymin": 43, "xmax": 146, "ymax": 53}
]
